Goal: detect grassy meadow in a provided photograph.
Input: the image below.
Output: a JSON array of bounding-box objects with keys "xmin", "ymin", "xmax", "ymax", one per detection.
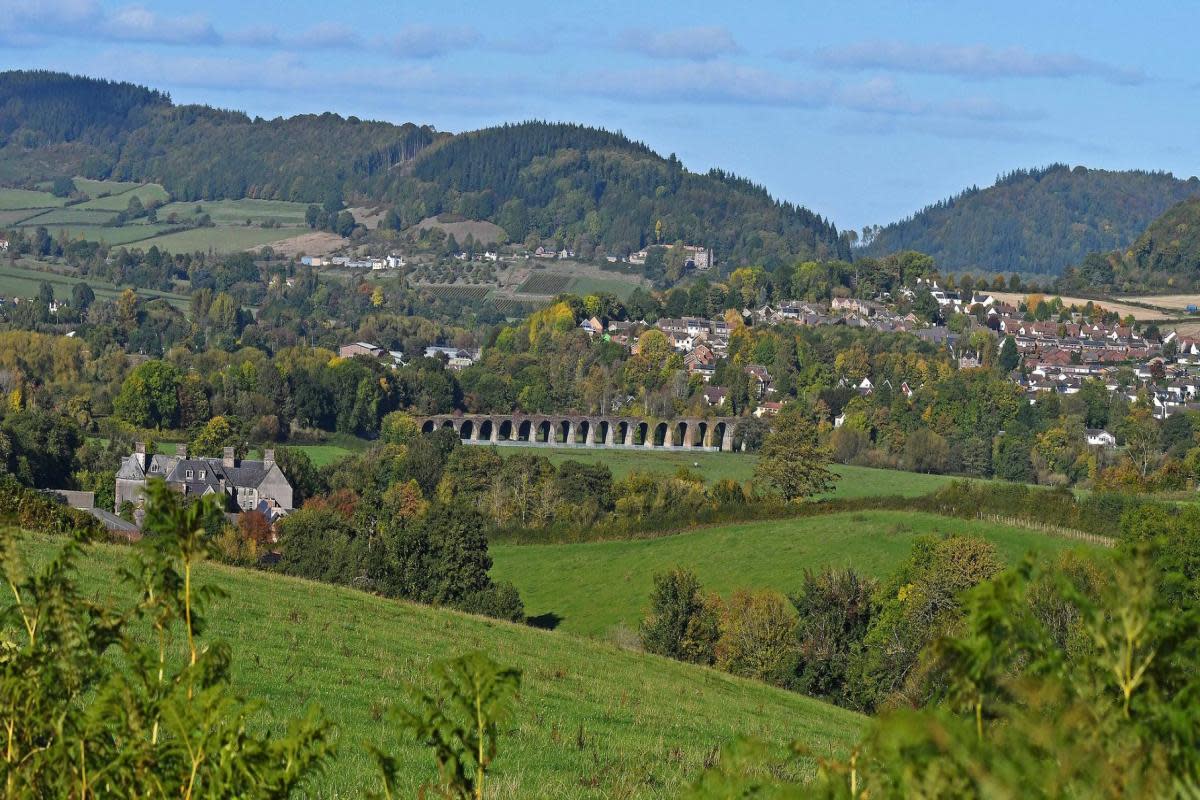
[
  {"xmin": 0, "ymin": 262, "xmax": 189, "ymax": 307},
  {"xmin": 0, "ymin": 179, "xmax": 316, "ymax": 256},
  {"xmin": 19, "ymin": 532, "xmax": 864, "ymax": 799},
  {"xmin": 491, "ymin": 510, "xmax": 1095, "ymax": 637},
  {"xmin": 484, "ymin": 444, "xmax": 963, "ymax": 498}
]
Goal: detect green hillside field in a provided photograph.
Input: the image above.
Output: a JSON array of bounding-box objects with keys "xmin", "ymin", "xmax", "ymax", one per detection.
[
  {"xmin": 0, "ymin": 261, "xmax": 189, "ymax": 307},
  {"xmin": 486, "ymin": 445, "xmax": 963, "ymax": 497},
  {"xmin": 20, "ymin": 532, "xmax": 864, "ymax": 799},
  {"xmin": 491, "ymin": 510, "xmax": 1097, "ymax": 638}
]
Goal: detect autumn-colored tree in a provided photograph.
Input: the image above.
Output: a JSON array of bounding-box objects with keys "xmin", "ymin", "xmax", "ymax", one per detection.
[{"xmin": 754, "ymin": 412, "xmax": 834, "ymax": 502}]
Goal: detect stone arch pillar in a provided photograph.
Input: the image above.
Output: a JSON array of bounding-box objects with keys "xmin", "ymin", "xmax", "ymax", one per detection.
[
  {"xmin": 663, "ymin": 423, "xmax": 674, "ymax": 448},
  {"xmin": 605, "ymin": 420, "xmax": 616, "ymax": 446},
  {"xmin": 722, "ymin": 425, "xmax": 735, "ymax": 451},
  {"xmin": 623, "ymin": 421, "xmax": 635, "ymax": 446},
  {"xmin": 490, "ymin": 418, "xmax": 500, "ymax": 443}
]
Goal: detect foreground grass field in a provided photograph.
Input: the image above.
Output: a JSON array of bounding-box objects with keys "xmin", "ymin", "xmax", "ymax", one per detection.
[
  {"xmin": 20, "ymin": 533, "xmax": 863, "ymax": 798},
  {"xmin": 491, "ymin": 510, "xmax": 1094, "ymax": 637}
]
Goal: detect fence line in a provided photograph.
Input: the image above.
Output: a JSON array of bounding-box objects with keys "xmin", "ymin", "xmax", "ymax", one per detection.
[{"xmin": 976, "ymin": 513, "xmax": 1115, "ymax": 548}]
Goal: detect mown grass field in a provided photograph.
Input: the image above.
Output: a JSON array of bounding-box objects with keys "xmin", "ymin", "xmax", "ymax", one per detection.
[
  {"xmin": 157, "ymin": 198, "xmax": 310, "ymax": 225},
  {"xmin": 20, "ymin": 533, "xmax": 864, "ymax": 798},
  {"xmin": 567, "ymin": 274, "xmax": 643, "ymax": 299},
  {"xmin": 135, "ymin": 225, "xmax": 309, "ymax": 253},
  {"xmin": 75, "ymin": 182, "xmax": 170, "ymax": 210},
  {"xmin": 0, "ymin": 262, "xmax": 189, "ymax": 307},
  {"xmin": 0, "ymin": 187, "xmax": 67, "ymax": 210},
  {"xmin": 491, "ymin": 510, "xmax": 1095, "ymax": 638},
  {"xmin": 485, "ymin": 445, "xmax": 965, "ymax": 498}
]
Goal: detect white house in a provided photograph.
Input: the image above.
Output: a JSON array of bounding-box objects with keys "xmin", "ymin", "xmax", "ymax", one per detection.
[{"xmin": 1086, "ymin": 429, "xmax": 1117, "ymax": 448}]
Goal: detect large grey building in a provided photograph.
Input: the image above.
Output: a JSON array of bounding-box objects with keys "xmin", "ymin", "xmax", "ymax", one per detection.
[{"xmin": 115, "ymin": 443, "xmax": 294, "ymax": 516}]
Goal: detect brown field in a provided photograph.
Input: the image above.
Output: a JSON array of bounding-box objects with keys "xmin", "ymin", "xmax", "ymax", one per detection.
[
  {"xmin": 1116, "ymin": 294, "xmax": 1200, "ymax": 312},
  {"xmin": 346, "ymin": 205, "xmax": 387, "ymax": 229},
  {"xmin": 257, "ymin": 231, "xmax": 344, "ymax": 257},
  {"xmin": 412, "ymin": 215, "xmax": 506, "ymax": 245},
  {"xmin": 988, "ymin": 291, "xmax": 1175, "ymax": 321}
]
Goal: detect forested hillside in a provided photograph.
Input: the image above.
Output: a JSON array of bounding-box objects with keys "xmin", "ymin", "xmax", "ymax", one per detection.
[
  {"xmin": 862, "ymin": 164, "xmax": 1200, "ymax": 276},
  {"xmin": 0, "ymin": 71, "xmax": 847, "ymax": 269},
  {"xmin": 386, "ymin": 121, "xmax": 850, "ymax": 266},
  {"xmin": 1060, "ymin": 195, "xmax": 1200, "ymax": 291}
]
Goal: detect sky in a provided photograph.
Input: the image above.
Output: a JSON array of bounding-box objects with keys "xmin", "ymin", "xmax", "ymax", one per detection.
[{"xmin": 2, "ymin": 0, "xmax": 1197, "ymax": 231}]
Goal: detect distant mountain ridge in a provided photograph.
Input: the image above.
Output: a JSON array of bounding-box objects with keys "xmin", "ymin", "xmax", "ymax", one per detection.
[
  {"xmin": 861, "ymin": 165, "xmax": 1200, "ymax": 276},
  {"xmin": 0, "ymin": 70, "xmax": 848, "ymax": 268}
]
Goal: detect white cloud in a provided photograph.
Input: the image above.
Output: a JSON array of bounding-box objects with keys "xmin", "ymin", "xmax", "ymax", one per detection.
[
  {"xmin": 575, "ymin": 63, "xmax": 1039, "ymax": 122},
  {"xmin": 617, "ymin": 26, "xmax": 741, "ymax": 61},
  {"xmin": 389, "ymin": 24, "xmax": 480, "ymax": 58},
  {"xmin": 804, "ymin": 41, "xmax": 1145, "ymax": 85},
  {"xmin": 101, "ymin": 5, "xmax": 219, "ymax": 45}
]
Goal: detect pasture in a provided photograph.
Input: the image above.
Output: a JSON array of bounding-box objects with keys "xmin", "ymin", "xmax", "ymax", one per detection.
[
  {"xmin": 134, "ymin": 225, "xmax": 310, "ymax": 254},
  {"xmin": 0, "ymin": 188, "xmax": 67, "ymax": 210},
  {"xmin": 20, "ymin": 533, "xmax": 863, "ymax": 798},
  {"xmin": 484, "ymin": 444, "xmax": 964, "ymax": 498},
  {"xmin": 0, "ymin": 262, "xmax": 189, "ymax": 307},
  {"xmin": 157, "ymin": 198, "xmax": 311, "ymax": 225},
  {"xmin": 491, "ymin": 510, "xmax": 1095, "ymax": 638},
  {"xmin": 75, "ymin": 182, "xmax": 170, "ymax": 210}
]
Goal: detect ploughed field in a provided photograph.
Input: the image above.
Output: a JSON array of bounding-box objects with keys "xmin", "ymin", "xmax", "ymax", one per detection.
[
  {"xmin": 19, "ymin": 533, "xmax": 864, "ymax": 799},
  {"xmin": 491, "ymin": 510, "xmax": 1096, "ymax": 638}
]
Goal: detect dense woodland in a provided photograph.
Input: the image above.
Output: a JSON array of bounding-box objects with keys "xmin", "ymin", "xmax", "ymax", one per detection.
[
  {"xmin": 0, "ymin": 71, "xmax": 846, "ymax": 268},
  {"xmin": 863, "ymin": 164, "xmax": 1200, "ymax": 276},
  {"xmin": 1059, "ymin": 195, "xmax": 1200, "ymax": 292}
]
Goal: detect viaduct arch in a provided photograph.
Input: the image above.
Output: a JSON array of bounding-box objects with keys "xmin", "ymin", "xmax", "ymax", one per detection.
[{"xmin": 417, "ymin": 414, "xmax": 739, "ymax": 451}]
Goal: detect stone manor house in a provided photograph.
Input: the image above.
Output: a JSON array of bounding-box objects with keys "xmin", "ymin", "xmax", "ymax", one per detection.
[{"xmin": 115, "ymin": 443, "xmax": 294, "ymax": 517}]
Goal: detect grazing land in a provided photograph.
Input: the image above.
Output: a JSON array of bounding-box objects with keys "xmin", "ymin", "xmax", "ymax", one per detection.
[
  {"xmin": 0, "ymin": 261, "xmax": 189, "ymax": 307},
  {"xmin": 0, "ymin": 187, "xmax": 67, "ymax": 210},
  {"xmin": 75, "ymin": 182, "xmax": 169, "ymax": 210},
  {"xmin": 21, "ymin": 533, "xmax": 863, "ymax": 798},
  {"xmin": 156, "ymin": 198, "xmax": 310, "ymax": 225},
  {"xmin": 491, "ymin": 510, "xmax": 1095, "ymax": 638},
  {"xmin": 134, "ymin": 225, "xmax": 311, "ymax": 254},
  {"xmin": 486, "ymin": 444, "xmax": 964, "ymax": 497}
]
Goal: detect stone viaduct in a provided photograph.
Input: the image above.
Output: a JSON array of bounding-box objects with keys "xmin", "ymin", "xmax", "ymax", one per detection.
[{"xmin": 418, "ymin": 414, "xmax": 740, "ymax": 451}]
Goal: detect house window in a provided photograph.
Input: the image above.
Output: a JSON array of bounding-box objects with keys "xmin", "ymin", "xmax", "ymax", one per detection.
[
  {"xmin": 150, "ymin": 463, "xmax": 158, "ymax": 472},
  {"xmin": 199, "ymin": 470, "xmax": 206, "ymax": 480},
  {"xmin": 186, "ymin": 469, "xmax": 193, "ymax": 479}
]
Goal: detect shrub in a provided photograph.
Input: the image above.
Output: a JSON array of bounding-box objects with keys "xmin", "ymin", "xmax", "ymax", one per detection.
[
  {"xmin": 640, "ymin": 567, "xmax": 720, "ymax": 665},
  {"xmin": 714, "ymin": 589, "xmax": 799, "ymax": 686}
]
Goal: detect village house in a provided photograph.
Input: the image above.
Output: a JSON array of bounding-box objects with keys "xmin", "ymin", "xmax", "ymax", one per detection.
[
  {"xmin": 579, "ymin": 316, "xmax": 604, "ymax": 336},
  {"xmin": 115, "ymin": 444, "xmax": 293, "ymax": 517},
  {"xmin": 339, "ymin": 341, "xmax": 386, "ymax": 359},
  {"xmin": 424, "ymin": 345, "xmax": 480, "ymax": 369}
]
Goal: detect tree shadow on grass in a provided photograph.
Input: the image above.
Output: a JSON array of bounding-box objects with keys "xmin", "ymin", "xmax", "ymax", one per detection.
[{"xmin": 526, "ymin": 612, "xmax": 563, "ymax": 630}]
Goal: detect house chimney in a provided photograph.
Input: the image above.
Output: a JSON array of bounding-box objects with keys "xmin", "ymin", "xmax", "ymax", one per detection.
[
  {"xmin": 222, "ymin": 447, "xmax": 236, "ymax": 468},
  {"xmin": 134, "ymin": 441, "xmax": 146, "ymax": 470},
  {"xmin": 263, "ymin": 449, "xmax": 275, "ymax": 465},
  {"xmin": 177, "ymin": 443, "xmax": 187, "ymax": 458}
]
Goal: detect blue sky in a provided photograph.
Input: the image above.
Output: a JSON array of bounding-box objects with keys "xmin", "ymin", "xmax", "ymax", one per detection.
[{"xmin": 2, "ymin": 0, "xmax": 1196, "ymax": 231}]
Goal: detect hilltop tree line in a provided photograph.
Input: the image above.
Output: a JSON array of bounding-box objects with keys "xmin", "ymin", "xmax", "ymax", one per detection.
[{"xmin": 863, "ymin": 164, "xmax": 1200, "ymax": 276}]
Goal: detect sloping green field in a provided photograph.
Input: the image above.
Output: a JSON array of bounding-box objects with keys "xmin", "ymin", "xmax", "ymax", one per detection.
[
  {"xmin": 491, "ymin": 510, "xmax": 1095, "ymax": 637},
  {"xmin": 21, "ymin": 533, "xmax": 863, "ymax": 798}
]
